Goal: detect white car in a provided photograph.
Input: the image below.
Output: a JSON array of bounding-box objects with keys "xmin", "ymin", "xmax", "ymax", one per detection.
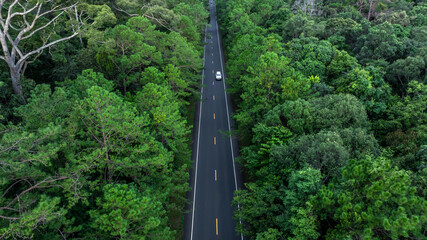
[{"xmin": 215, "ymin": 71, "xmax": 222, "ymax": 80}]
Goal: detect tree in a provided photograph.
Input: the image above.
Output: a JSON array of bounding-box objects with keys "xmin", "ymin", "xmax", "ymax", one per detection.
[
  {"xmin": 173, "ymin": 2, "xmax": 208, "ymax": 43},
  {"xmin": 224, "ymin": 8, "xmax": 254, "ymax": 43},
  {"xmin": 163, "ymin": 64, "xmax": 191, "ymax": 102},
  {"xmin": 315, "ymin": 156, "xmax": 427, "ymax": 239},
  {"xmin": 334, "ymin": 67, "xmax": 392, "ymax": 117},
  {"xmin": 387, "ymin": 80, "xmax": 426, "ymax": 132},
  {"xmin": 355, "ymin": 22, "xmax": 404, "ymax": 64},
  {"xmin": 142, "ymin": 4, "xmax": 180, "ymax": 32},
  {"xmin": 14, "ymin": 84, "xmax": 70, "ymax": 129},
  {"xmin": 282, "ymin": 12, "xmax": 323, "ymax": 40},
  {"xmin": 263, "ymin": 98, "xmax": 314, "ymax": 136},
  {"xmin": 135, "ymin": 83, "xmax": 191, "ymax": 166},
  {"xmin": 235, "ymin": 52, "xmax": 311, "ymax": 141},
  {"xmin": 94, "ymin": 20, "xmax": 161, "ymax": 94},
  {"xmin": 291, "ymin": 0, "xmax": 323, "ymax": 16},
  {"xmin": 408, "ymin": 4, "xmax": 427, "ymax": 27},
  {"xmin": 240, "ymin": 122, "xmax": 292, "ymax": 180},
  {"xmin": 375, "ymin": 10, "xmax": 411, "ymax": 27},
  {"xmin": 0, "ymin": 0, "xmax": 80, "ymax": 102},
  {"xmin": 288, "ymin": 131, "xmax": 350, "ymax": 180},
  {"xmin": 89, "ymin": 183, "xmax": 174, "ymax": 239},
  {"xmin": 261, "ymin": 94, "xmax": 371, "ymax": 136},
  {"xmin": 310, "ymin": 94, "xmax": 370, "ymax": 131},
  {"xmin": 234, "ymin": 165, "xmax": 322, "ymax": 239},
  {"xmin": 382, "ymin": 81, "xmax": 427, "ymax": 170},
  {"xmin": 387, "ymin": 56, "xmax": 425, "ymax": 94},
  {"xmin": 264, "ymin": 4, "xmax": 292, "ymax": 34},
  {"xmin": 285, "ymin": 167, "xmax": 321, "ymax": 240},
  {"xmin": 0, "ymin": 123, "xmax": 78, "ymax": 238},
  {"xmin": 72, "ymin": 85, "xmax": 169, "ymax": 183},
  {"xmin": 256, "ymin": 228, "xmax": 283, "ymax": 240},
  {"xmin": 288, "ymin": 203, "xmax": 320, "ymax": 240},
  {"xmin": 157, "ymin": 30, "xmax": 203, "ymax": 81},
  {"xmin": 325, "ymin": 17, "xmax": 360, "ymax": 41},
  {"xmin": 226, "ymin": 33, "xmax": 281, "ymax": 100},
  {"xmin": 283, "ymin": 36, "xmax": 333, "ymax": 79},
  {"xmin": 243, "ymin": 93, "xmax": 377, "ymax": 181},
  {"xmin": 326, "ymin": 48, "xmax": 359, "ymax": 80},
  {"xmin": 0, "ymin": 70, "xmax": 118, "ymax": 238},
  {"xmin": 234, "ymin": 182, "xmax": 285, "ymax": 238}
]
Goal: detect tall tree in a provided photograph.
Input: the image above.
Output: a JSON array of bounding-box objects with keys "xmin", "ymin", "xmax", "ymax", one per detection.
[
  {"xmin": 0, "ymin": 0, "xmax": 80, "ymax": 102},
  {"xmin": 94, "ymin": 20, "xmax": 161, "ymax": 94},
  {"xmin": 235, "ymin": 51, "xmax": 311, "ymax": 141},
  {"xmin": 315, "ymin": 156, "xmax": 426, "ymax": 239},
  {"xmin": 89, "ymin": 183, "xmax": 174, "ymax": 239}
]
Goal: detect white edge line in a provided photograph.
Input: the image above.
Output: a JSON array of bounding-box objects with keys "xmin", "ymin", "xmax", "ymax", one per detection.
[
  {"xmin": 190, "ymin": 24, "xmax": 207, "ymax": 240},
  {"xmin": 214, "ymin": 5, "xmax": 244, "ymax": 240}
]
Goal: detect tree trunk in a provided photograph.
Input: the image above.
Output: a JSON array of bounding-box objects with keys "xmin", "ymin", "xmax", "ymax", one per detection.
[
  {"xmin": 358, "ymin": 0, "xmax": 364, "ymax": 14},
  {"xmin": 10, "ymin": 67, "xmax": 26, "ymax": 104},
  {"xmin": 367, "ymin": 0, "xmax": 375, "ymax": 21}
]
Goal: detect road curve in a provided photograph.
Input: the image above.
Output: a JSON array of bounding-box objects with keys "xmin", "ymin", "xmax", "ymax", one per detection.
[{"xmin": 182, "ymin": 1, "xmax": 243, "ymax": 240}]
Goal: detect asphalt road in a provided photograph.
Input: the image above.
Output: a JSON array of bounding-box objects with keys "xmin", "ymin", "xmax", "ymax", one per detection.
[{"xmin": 182, "ymin": 1, "xmax": 243, "ymax": 240}]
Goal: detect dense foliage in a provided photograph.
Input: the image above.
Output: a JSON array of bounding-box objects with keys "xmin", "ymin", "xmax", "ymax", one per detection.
[
  {"xmin": 0, "ymin": 0, "xmax": 208, "ymax": 239},
  {"xmin": 216, "ymin": 0, "xmax": 426, "ymax": 239}
]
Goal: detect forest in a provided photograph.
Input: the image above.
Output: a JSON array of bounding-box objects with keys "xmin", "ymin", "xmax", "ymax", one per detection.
[
  {"xmin": 0, "ymin": 0, "xmax": 208, "ymax": 239},
  {"xmin": 215, "ymin": 0, "xmax": 426, "ymax": 239}
]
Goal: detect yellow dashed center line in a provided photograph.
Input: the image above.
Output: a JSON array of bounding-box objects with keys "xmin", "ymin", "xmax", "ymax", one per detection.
[
  {"xmin": 215, "ymin": 170, "xmax": 217, "ymax": 181},
  {"xmin": 213, "ymin": 95, "xmax": 215, "ymax": 101},
  {"xmin": 213, "ymin": 113, "xmax": 215, "ymax": 119},
  {"xmin": 214, "ymin": 137, "xmax": 216, "ymax": 145},
  {"xmin": 216, "ymin": 218, "xmax": 218, "ymax": 235}
]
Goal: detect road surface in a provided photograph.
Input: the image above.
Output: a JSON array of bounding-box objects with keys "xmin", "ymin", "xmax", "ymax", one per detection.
[{"xmin": 182, "ymin": 1, "xmax": 243, "ymax": 240}]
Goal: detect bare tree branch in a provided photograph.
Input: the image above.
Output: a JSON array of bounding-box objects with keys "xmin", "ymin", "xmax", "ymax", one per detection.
[
  {"xmin": 0, "ymin": 176, "xmax": 68, "ymax": 211},
  {"xmin": 0, "ymin": 215, "xmax": 20, "ymax": 220},
  {"xmin": 17, "ymin": 31, "xmax": 78, "ymax": 67},
  {"xmin": 57, "ymin": 227, "xmax": 67, "ymax": 240},
  {"xmin": 21, "ymin": 11, "xmax": 65, "ymax": 40},
  {"xmin": 0, "ymin": 0, "xmax": 4, "ymax": 13},
  {"xmin": 1, "ymin": 178, "xmax": 28, "ymax": 199},
  {"xmin": 113, "ymin": 5, "xmax": 138, "ymax": 17},
  {"xmin": 113, "ymin": 4, "xmax": 173, "ymax": 32},
  {"xmin": 6, "ymin": 33, "xmax": 23, "ymax": 58},
  {"xmin": 143, "ymin": 13, "xmax": 173, "ymax": 32},
  {"xmin": 5, "ymin": 1, "xmax": 38, "ymax": 33}
]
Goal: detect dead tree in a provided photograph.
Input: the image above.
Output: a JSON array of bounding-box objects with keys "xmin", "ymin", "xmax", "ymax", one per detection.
[{"xmin": 0, "ymin": 0, "xmax": 80, "ymax": 103}]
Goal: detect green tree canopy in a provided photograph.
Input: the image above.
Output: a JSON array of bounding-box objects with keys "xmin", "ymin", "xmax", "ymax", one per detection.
[{"xmin": 315, "ymin": 156, "xmax": 427, "ymax": 239}]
